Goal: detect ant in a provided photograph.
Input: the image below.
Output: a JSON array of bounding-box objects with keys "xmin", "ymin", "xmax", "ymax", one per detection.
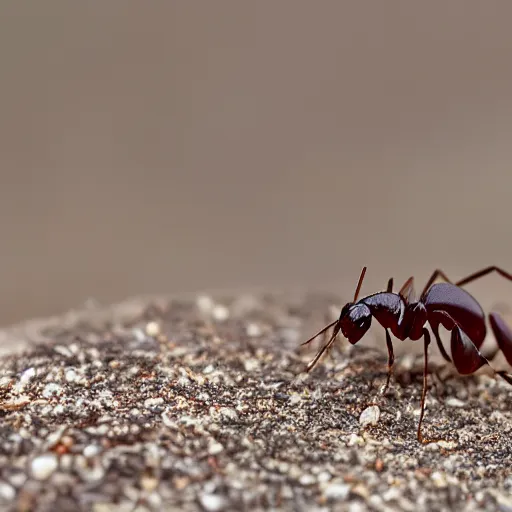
[{"xmin": 301, "ymin": 266, "xmax": 512, "ymax": 443}]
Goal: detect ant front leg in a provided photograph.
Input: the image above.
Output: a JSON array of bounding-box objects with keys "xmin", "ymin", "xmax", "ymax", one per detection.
[{"xmin": 381, "ymin": 329, "xmax": 395, "ymax": 394}]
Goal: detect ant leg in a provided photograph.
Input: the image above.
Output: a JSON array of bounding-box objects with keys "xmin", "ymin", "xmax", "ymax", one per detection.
[
  {"xmin": 489, "ymin": 312, "xmax": 512, "ymax": 367},
  {"xmin": 420, "ymin": 270, "xmax": 453, "ymax": 297},
  {"xmin": 399, "ymin": 277, "xmax": 416, "ymax": 303},
  {"xmin": 450, "ymin": 324, "xmax": 512, "ymax": 385},
  {"xmin": 381, "ymin": 329, "xmax": 395, "ymax": 394},
  {"xmin": 455, "ymin": 266, "xmax": 512, "ymax": 287},
  {"xmin": 451, "ymin": 325, "xmax": 490, "ymax": 375},
  {"xmin": 431, "ymin": 324, "xmax": 452, "ymax": 363},
  {"xmin": 417, "ymin": 328, "xmax": 434, "ymax": 444},
  {"xmin": 421, "ymin": 265, "xmax": 512, "ymax": 297}
]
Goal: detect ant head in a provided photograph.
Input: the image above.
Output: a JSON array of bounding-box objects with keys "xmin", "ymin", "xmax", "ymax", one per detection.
[{"xmin": 339, "ymin": 302, "xmax": 372, "ymax": 344}]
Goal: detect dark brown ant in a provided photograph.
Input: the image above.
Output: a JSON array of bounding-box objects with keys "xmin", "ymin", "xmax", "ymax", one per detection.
[{"xmin": 301, "ymin": 266, "xmax": 512, "ymax": 443}]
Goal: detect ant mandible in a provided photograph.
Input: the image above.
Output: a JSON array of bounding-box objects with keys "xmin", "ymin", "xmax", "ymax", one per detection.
[{"xmin": 301, "ymin": 265, "xmax": 512, "ymax": 443}]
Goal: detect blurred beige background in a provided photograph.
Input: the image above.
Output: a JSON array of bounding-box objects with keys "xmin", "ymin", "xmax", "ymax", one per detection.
[{"xmin": 1, "ymin": 2, "xmax": 512, "ymax": 327}]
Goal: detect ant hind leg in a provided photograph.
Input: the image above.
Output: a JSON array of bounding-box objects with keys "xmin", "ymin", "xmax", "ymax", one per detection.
[
  {"xmin": 431, "ymin": 324, "xmax": 452, "ymax": 363},
  {"xmin": 489, "ymin": 312, "xmax": 512, "ymax": 367},
  {"xmin": 455, "ymin": 266, "xmax": 512, "ymax": 288},
  {"xmin": 417, "ymin": 328, "xmax": 435, "ymax": 444},
  {"xmin": 420, "ymin": 265, "xmax": 512, "ymax": 297}
]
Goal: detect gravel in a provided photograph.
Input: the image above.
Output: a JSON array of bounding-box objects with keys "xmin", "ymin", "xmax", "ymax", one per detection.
[{"xmin": 0, "ymin": 292, "xmax": 511, "ymax": 511}]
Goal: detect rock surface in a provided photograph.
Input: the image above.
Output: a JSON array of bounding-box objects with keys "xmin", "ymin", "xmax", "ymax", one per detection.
[{"xmin": 0, "ymin": 292, "xmax": 511, "ymax": 511}]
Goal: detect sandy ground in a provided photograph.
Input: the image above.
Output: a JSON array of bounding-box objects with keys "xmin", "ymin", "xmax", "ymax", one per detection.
[{"xmin": 0, "ymin": 293, "xmax": 511, "ymax": 512}]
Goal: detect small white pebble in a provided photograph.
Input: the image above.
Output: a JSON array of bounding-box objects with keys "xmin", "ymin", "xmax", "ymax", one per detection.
[
  {"xmin": 348, "ymin": 503, "xmax": 367, "ymax": 512},
  {"xmin": 96, "ymin": 425, "xmax": 109, "ymax": 436},
  {"xmin": 140, "ymin": 475, "xmax": 159, "ymax": 492},
  {"xmin": 145, "ymin": 321, "xmax": 161, "ymax": 337},
  {"xmin": 19, "ymin": 368, "xmax": 36, "ymax": 387},
  {"xmin": 196, "ymin": 295, "xmax": 215, "ymax": 314},
  {"xmin": 42, "ymin": 383, "xmax": 63, "ymax": 399},
  {"xmin": 198, "ymin": 493, "xmax": 227, "ymax": 512},
  {"xmin": 219, "ymin": 407, "xmax": 238, "ymax": 421},
  {"xmin": 445, "ymin": 397, "xmax": 465, "ymax": 408},
  {"xmin": 323, "ymin": 482, "xmax": 351, "ymax": 500},
  {"xmin": 0, "ymin": 377, "xmax": 12, "ymax": 389},
  {"xmin": 243, "ymin": 358, "xmax": 260, "ymax": 372},
  {"xmin": 0, "ymin": 481, "xmax": 15, "ymax": 501},
  {"xmin": 245, "ymin": 323, "xmax": 262, "ymax": 337},
  {"xmin": 144, "ymin": 397, "xmax": 164, "ymax": 408},
  {"xmin": 347, "ymin": 433, "xmax": 365, "ymax": 446},
  {"xmin": 212, "ymin": 305, "xmax": 230, "ymax": 322},
  {"xmin": 280, "ymin": 485, "xmax": 294, "ymax": 499},
  {"xmin": 65, "ymin": 369, "xmax": 77, "ymax": 383},
  {"xmin": 53, "ymin": 345, "xmax": 73, "ymax": 358},
  {"xmin": 147, "ymin": 492, "xmax": 162, "ymax": 509},
  {"xmin": 161, "ymin": 411, "xmax": 175, "ymax": 428},
  {"xmin": 431, "ymin": 471, "xmax": 448, "ymax": 488},
  {"xmin": 208, "ymin": 440, "xmax": 224, "ymax": 455},
  {"xmin": 435, "ymin": 440, "xmax": 457, "ymax": 450},
  {"xmin": 288, "ymin": 464, "xmax": 302, "ymax": 479},
  {"xmin": 277, "ymin": 462, "xmax": 290, "ymax": 473},
  {"xmin": 490, "ymin": 410, "xmax": 506, "ymax": 422},
  {"xmin": 53, "ymin": 404, "xmax": 65, "ymax": 415},
  {"xmin": 289, "ymin": 394, "xmax": 302, "ymax": 405},
  {"xmin": 474, "ymin": 491, "xmax": 485, "ymax": 504},
  {"xmin": 8, "ymin": 471, "xmax": 26, "ymax": 487},
  {"xmin": 369, "ymin": 495, "xmax": 384, "ymax": 508},
  {"xmin": 317, "ymin": 471, "xmax": 332, "ymax": 483},
  {"xmin": 83, "ymin": 445, "xmax": 101, "ymax": 458},
  {"xmin": 299, "ymin": 474, "xmax": 316, "ymax": 485},
  {"xmin": 75, "ymin": 455, "xmax": 105, "ymax": 483},
  {"xmin": 359, "ymin": 405, "xmax": 380, "ymax": 427},
  {"xmin": 132, "ymin": 328, "xmax": 146, "ymax": 342},
  {"xmin": 30, "ymin": 454, "xmax": 58, "ymax": 480},
  {"xmin": 177, "ymin": 375, "xmax": 191, "ymax": 387},
  {"xmin": 382, "ymin": 487, "xmax": 401, "ymax": 502}
]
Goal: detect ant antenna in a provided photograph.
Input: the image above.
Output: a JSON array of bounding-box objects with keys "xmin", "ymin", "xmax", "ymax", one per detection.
[
  {"xmin": 301, "ymin": 267, "xmax": 368, "ymax": 371},
  {"xmin": 301, "ymin": 319, "xmax": 338, "ymax": 347},
  {"xmin": 301, "ymin": 266, "xmax": 368, "ymax": 350},
  {"xmin": 353, "ymin": 266, "xmax": 367, "ymax": 302}
]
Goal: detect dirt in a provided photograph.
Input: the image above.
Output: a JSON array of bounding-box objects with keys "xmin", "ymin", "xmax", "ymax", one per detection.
[{"xmin": 0, "ymin": 292, "xmax": 511, "ymax": 512}]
